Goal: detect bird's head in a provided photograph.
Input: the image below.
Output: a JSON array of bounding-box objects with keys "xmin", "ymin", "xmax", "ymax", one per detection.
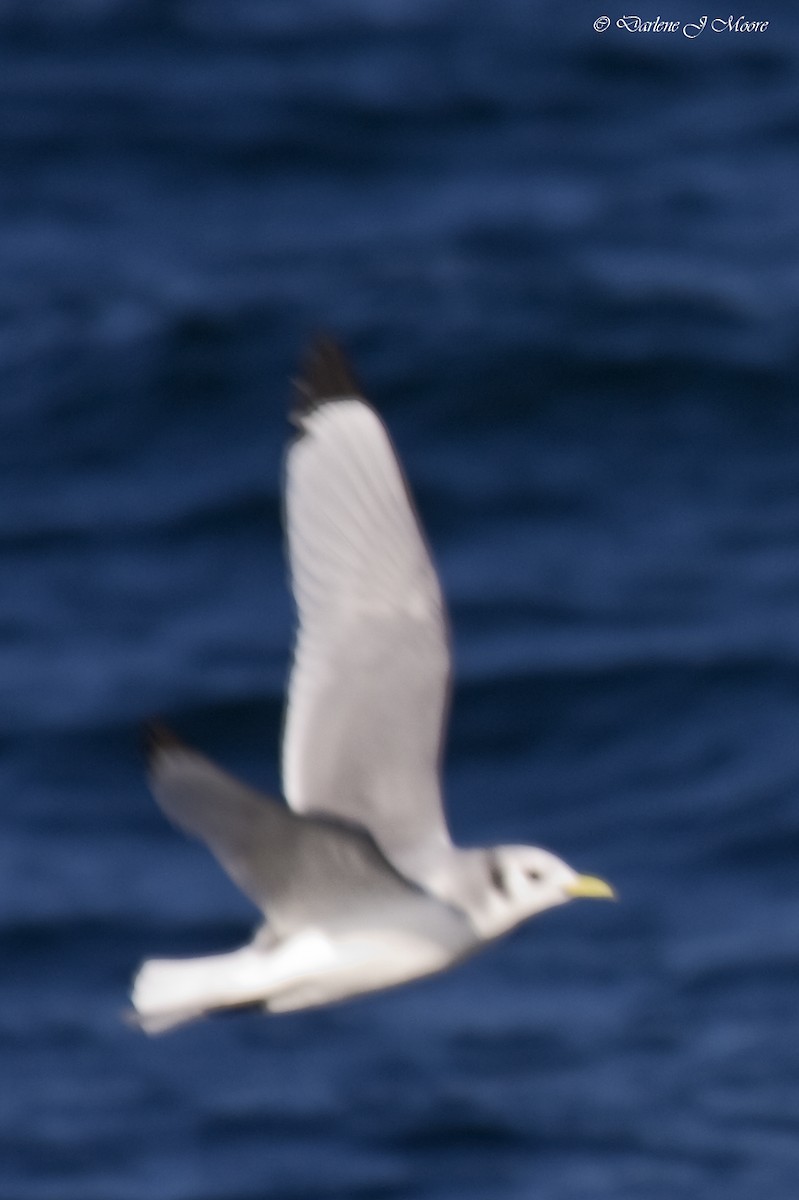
[{"xmin": 478, "ymin": 844, "xmax": 615, "ymax": 939}]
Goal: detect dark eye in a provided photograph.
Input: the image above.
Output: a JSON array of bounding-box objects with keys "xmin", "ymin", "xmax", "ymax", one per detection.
[{"xmin": 527, "ymin": 869, "xmax": 543, "ymax": 882}]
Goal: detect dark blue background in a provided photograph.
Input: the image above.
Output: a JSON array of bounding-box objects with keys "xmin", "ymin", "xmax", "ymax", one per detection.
[{"xmin": 3, "ymin": 2, "xmax": 799, "ymax": 1197}]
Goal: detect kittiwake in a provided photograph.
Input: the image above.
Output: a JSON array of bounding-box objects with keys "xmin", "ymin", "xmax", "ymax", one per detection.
[{"xmin": 131, "ymin": 337, "xmax": 614, "ymax": 1034}]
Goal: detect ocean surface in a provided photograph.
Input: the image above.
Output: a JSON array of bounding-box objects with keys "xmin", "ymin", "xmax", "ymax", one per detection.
[{"xmin": 4, "ymin": 2, "xmax": 799, "ymax": 1197}]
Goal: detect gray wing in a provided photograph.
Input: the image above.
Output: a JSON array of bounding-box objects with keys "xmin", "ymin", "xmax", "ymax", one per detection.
[
  {"xmin": 282, "ymin": 339, "xmax": 453, "ymax": 882},
  {"xmin": 145, "ymin": 727, "xmax": 466, "ymax": 943}
]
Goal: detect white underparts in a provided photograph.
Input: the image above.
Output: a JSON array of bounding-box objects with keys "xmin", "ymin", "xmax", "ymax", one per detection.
[{"xmin": 131, "ymin": 926, "xmax": 452, "ymax": 1033}]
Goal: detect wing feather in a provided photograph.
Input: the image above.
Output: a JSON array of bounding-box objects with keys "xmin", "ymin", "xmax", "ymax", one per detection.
[
  {"xmin": 281, "ymin": 341, "xmax": 453, "ymax": 882},
  {"xmin": 145, "ymin": 727, "xmax": 463, "ymax": 941}
]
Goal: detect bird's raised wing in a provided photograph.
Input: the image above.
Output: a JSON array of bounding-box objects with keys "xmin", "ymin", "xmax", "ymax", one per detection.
[
  {"xmin": 281, "ymin": 339, "xmax": 453, "ymax": 882},
  {"xmin": 145, "ymin": 726, "xmax": 465, "ymax": 942}
]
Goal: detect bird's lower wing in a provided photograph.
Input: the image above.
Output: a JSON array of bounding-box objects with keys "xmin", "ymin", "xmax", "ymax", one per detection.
[{"xmin": 145, "ymin": 728, "xmax": 464, "ymax": 942}]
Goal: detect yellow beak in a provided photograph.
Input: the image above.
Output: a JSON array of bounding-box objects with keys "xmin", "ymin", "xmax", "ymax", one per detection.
[{"xmin": 566, "ymin": 874, "xmax": 616, "ymax": 900}]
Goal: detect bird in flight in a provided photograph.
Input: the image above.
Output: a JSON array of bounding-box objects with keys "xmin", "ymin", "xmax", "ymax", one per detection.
[{"xmin": 131, "ymin": 337, "xmax": 614, "ymax": 1033}]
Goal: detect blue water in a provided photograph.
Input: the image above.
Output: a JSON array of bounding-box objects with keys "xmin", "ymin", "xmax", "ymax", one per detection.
[{"xmin": 4, "ymin": 2, "xmax": 799, "ymax": 1197}]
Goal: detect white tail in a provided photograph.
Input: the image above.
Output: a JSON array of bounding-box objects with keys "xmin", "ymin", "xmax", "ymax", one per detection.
[
  {"xmin": 130, "ymin": 946, "xmax": 278, "ymax": 1034},
  {"xmin": 130, "ymin": 929, "xmax": 340, "ymax": 1034}
]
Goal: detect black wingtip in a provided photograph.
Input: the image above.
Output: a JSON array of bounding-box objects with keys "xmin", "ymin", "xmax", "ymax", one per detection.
[
  {"xmin": 141, "ymin": 720, "xmax": 187, "ymax": 764},
  {"xmin": 290, "ymin": 334, "xmax": 362, "ymax": 426}
]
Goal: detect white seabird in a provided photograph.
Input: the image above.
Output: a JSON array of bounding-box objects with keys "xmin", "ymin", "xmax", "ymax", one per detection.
[{"xmin": 131, "ymin": 337, "xmax": 614, "ymax": 1034}]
